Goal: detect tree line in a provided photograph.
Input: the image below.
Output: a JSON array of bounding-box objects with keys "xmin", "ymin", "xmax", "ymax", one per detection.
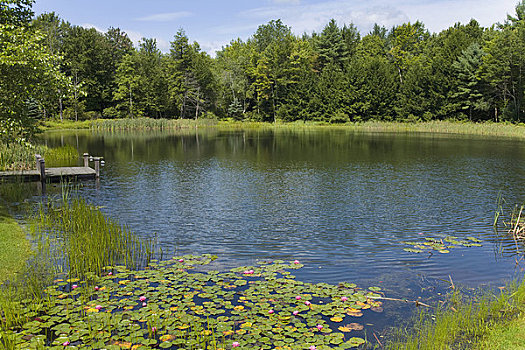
[{"xmin": 2, "ymin": 0, "xmax": 525, "ymax": 141}]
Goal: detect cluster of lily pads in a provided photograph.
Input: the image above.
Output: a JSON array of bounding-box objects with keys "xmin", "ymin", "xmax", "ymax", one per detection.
[
  {"xmin": 9, "ymin": 255, "xmax": 384, "ymax": 349},
  {"xmin": 402, "ymin": 236, "xmax": 483, "ymax": 254}
]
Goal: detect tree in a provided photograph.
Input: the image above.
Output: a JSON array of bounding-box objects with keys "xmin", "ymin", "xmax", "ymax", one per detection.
[
  {"xmin": 61, "ymin": 25, "xmax": 116, "ymax": 115},
  {"xmin": 387, "ymin": 21, "xmax": 429, "ymax": 84},
  {"xmin": 114, "ymin": 38, "xmax": 167, "ymax": 118},
  {"xmin": 165, "ymin": 30, "xmax": 217, "ymax": 119},
  {"xmin": 450, "ymin": 43, "xmax": 487, "ymax": 120},
  {"xmin": 480, "ymin": 25, "xmax": 525, "ymax": 121},
  {"xmin": 0, "ymin": 25, "xmax": 68, "ymax": 142},
  {"xmin": 0, "ymin": 0, "xmax": 33, "ymax": 25},
  {"xmin": 314, "ymin": 19, "xmax": 349, "ymax": 70},
  {"xmin": 215, "ymin": 39, "xmax": 255, "ymax": 119}
]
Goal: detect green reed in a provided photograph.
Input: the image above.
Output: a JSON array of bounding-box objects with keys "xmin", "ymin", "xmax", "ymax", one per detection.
[
  {"xmin": 91, "ymin": 117, "xmax": 217, "ymax": 131},
  {"xmin": 0, "ymin": 142, "xmax": 78, "ymax": 171},
  {"xmin": 33, "ymin": 194, "xmax": 155, "ymax": 280},
  {"xmin": 42, "ymin": 145, "xmax": 78, "ymax": 168}
]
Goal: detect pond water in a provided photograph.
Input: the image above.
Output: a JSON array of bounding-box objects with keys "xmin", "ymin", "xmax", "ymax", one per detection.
[{"xmin": 41, "ymin": 128, "xmax": 525, "ymax": 302}]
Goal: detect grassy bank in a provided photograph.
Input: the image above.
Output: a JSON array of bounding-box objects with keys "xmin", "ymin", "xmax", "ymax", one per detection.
[
  {"xmin": 41, "ymin": 118, "xmax": 525, "ymax": 139},
  {"xmin": 386, "ymin": 281, "xmax": 525, "ymax": 350},
  {"xmin": 0, "ymin": 204, "xmax": 31, "ymax": 285}
]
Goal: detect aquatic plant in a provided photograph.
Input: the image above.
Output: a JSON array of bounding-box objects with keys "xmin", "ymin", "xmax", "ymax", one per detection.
[
  {"xmin": 401, "ymin": 236, "xmax": 482, "ymax": 254},
  {"xmin": 6, "ymin": 255, "xmax": 380, "ymax": 349}
]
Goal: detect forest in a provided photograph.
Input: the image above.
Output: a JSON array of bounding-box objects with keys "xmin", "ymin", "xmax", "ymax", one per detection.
[{"xmin": 2, "ymin": 0, "xmax": 525, "ymax": 142}]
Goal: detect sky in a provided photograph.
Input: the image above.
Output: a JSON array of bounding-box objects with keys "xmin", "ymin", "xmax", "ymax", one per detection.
[{"xmin": 33, "ymin": 0, "xmax": 519, "ymax": 55}]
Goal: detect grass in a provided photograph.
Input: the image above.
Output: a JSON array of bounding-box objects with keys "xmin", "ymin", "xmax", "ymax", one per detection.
[
  {"xmin": 0, "ymin": 203, "xmax": 31, "ymax": 286},
  {"xmin": 477, "ymin": 315, "xmax": 525, "ymax": 349},
  {"xmin": 90, "ymin": 117, "xmax": 217, "ymax": 131},
  {"xmin": 40, "ymin": 119, "xmax": 93, "ymax": 130},
  {"xmin": 386, "ymin": 281, "xmax": 525, "ymax": 350},
  {"xmin": 33, "ymin": 192, "xmax": 156, "ymax": 279},
  {"xmin": 217, "ymin": 119, "xmax": 525, "ymax": 138},
  {"xmin": 0, "ymin": 142, "xmax": 79, "ymax": 171},
  {"xmin": 41, "ymin": 117, "xmax": 525, "ymax": 139}
]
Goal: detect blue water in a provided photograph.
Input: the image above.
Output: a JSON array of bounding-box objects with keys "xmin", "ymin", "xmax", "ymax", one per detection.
[{"xmin": 41, "ymin": 128, "xmax": 525, "ymax": 295}]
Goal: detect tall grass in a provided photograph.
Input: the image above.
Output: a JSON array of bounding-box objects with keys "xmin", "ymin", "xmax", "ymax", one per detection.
[
  {"xmin": 0, "ymin": 143, "xmax": 78, "ymax": 171},
  {"xmin": 33, "ymin": 193, "xmax": 155, "ymax": 279},
  {"xmin": 91, "ymin": 117, "xmax": 217, "ymax": 131},
  {"xmin": 216, "ymin": 120, "xmax": 525, "ymax": 138},
  {"xmin": 386, "ymin": 281, "xmax": 525, "ymax": 349}
]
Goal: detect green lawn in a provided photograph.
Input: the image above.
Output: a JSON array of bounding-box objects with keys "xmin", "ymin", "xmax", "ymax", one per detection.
[
  {"xmin": 477, "ymin": 315, "xmax": 525, "ymax": 350},
  {"xmin": 0, "ymin": 204, "xmax": 31, "ymax": 285}
]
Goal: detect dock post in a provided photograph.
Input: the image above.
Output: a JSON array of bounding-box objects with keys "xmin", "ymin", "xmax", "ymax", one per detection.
[
  {"xmin": 39, "ymin": 158, "xmax": 46, "ymax": 192},
  {"xmin": 35, "ymin": 154, "xmax": 41, "ymax": 170},
  {"xmin": 83, "ymin": 153, "xmax": 89, "ymax": 167},
  {"xmin": 94, "ymin": 157, "xmax": 100, "ymax": 178}
]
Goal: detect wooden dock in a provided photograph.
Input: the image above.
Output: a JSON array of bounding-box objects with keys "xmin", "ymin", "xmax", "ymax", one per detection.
[
  {"xmin": 0, "ymin": 153, "xmax": 103, "ymax": 183},
  {"xmin": 0, "ymin": 167, "xmax": 97, "ymax": 182}
]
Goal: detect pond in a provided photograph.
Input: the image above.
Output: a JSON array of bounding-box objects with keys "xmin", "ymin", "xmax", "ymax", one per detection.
[{"xmin": 40, "ymin": 127, "xmax": 525, "ymax": 328}]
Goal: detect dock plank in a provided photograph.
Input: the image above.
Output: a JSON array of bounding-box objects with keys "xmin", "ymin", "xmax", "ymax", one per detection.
[{"xmin": 0, "ymin": 167, "xmax": 97, "ymax": 182}]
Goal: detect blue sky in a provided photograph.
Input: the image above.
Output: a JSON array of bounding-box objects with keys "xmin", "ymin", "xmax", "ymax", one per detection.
[{"xmin": 33, "ymin": 0, "xmax": 518, "ymax": 55}]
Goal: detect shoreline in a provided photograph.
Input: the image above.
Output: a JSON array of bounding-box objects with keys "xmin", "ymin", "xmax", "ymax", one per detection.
[{"xmin": 39, "ymin": 119, "xmax": 525, "ymax": 140}]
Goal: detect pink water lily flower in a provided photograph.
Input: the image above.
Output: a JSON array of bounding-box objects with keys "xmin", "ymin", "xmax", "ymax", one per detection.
[
  {"xmin": 293, "ymin": 310, "xmax": 299, "ymax": 316},
  {"xmin": 139, "ymin": 296, "xmax": 146, "ymax": 302},
  {"xmin": 151, "ymin": 327, "xmax": 157, "ymax": 332},
  {"xmin": 94, "ymin": 286, "xmax": 99, "ymax": 291},
  {"xmin": 71, "ymin": 284, "xmax": 78, "ymax": 290},
  {"xmin": 295, "ymin": 296, "xmax": 301, "ymax": 300},
  {"xmin": 178, "ymin": 258, "xmax": 184, "ymax": 263},
  {"xmin": 305, "ymin": 301, "xmax": 311, "ymax": 306},
  {"xmin": 108, "ymin": 272, "xmax": 113, "ymax": 276},
  {"xmin": 310, "ymin": 346, "xmax": 317, "ymax": 350},
  {"xmin": 341, "ymin": 296, "xmax": 348, "ymax": 302},
  {"xmin": 95, "ymin": 305, "xmax": 102, "ymax": 310},
  {"xmin": 232, "ymin": 342, "xmax": 240, "ymax": 348},
  {"xmin": 62, "ymin": 341, "xmax": 70, "ymax": 346},
  {"xmin": 293, "ymin": 260, "xmax": 300, "ymax": 264},
  {"xmin": 316, "ymin": 324, "xmax": 323, "ymax": 331},
  {"xmin": 268, "ymin": 309, "xmax": 274, "ymax": 314},
  {"xmin": 243, "ymin": 270, "xmax": 254, "ymax": 275},
  {"xmin": 142, "ymin": 302, "xmax": 147, "ymax": 307}
]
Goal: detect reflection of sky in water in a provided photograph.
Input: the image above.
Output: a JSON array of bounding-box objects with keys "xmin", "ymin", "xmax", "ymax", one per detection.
[{"xmin": 42, "ymin": 129, "xmax": 525, "ymax": 289}]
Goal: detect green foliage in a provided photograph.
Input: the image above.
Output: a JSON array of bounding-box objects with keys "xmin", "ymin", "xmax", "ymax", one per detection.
[
  {"xmin": 0, "ymin": 23, "xmax": 68, "ymax": 143},
  {"xmin": 0, "ymin": 0, "xmax": 33, "ymax": 26},
  {"xmin": 4, "ymin": 2, "xmax": 525, "ymax": 131}
]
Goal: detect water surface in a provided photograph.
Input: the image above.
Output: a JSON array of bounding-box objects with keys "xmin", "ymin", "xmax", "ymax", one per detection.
[{"xmin": 41, "ymin": 128, "xmax": 525, "ymax": 295}]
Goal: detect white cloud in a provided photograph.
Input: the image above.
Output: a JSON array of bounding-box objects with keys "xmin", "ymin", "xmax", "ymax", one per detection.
[
  {"xmin": 123, "ymin": 29, "xmax": 143, "ymax": 46},
  {"xmin": 122, "ymin": 29, "xmax": 171, "ymax": 52},
  {"xmin": 240, "ymin": 0, "xmax": 517, "ymax": 36},
  {"xmin": 199, "ymin": 40, "xmax": 229, "ymax": 57},
  {"xmin": 271, "ymin": 0, "xmax": 301, "ymax": 4},
  {"xmin": 81, "ymin": 23, "xmax": 104, "ymax": 33},
  {"xmin": 137, "ymin": 11, "xmax": 192, "ymax": 22}
]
